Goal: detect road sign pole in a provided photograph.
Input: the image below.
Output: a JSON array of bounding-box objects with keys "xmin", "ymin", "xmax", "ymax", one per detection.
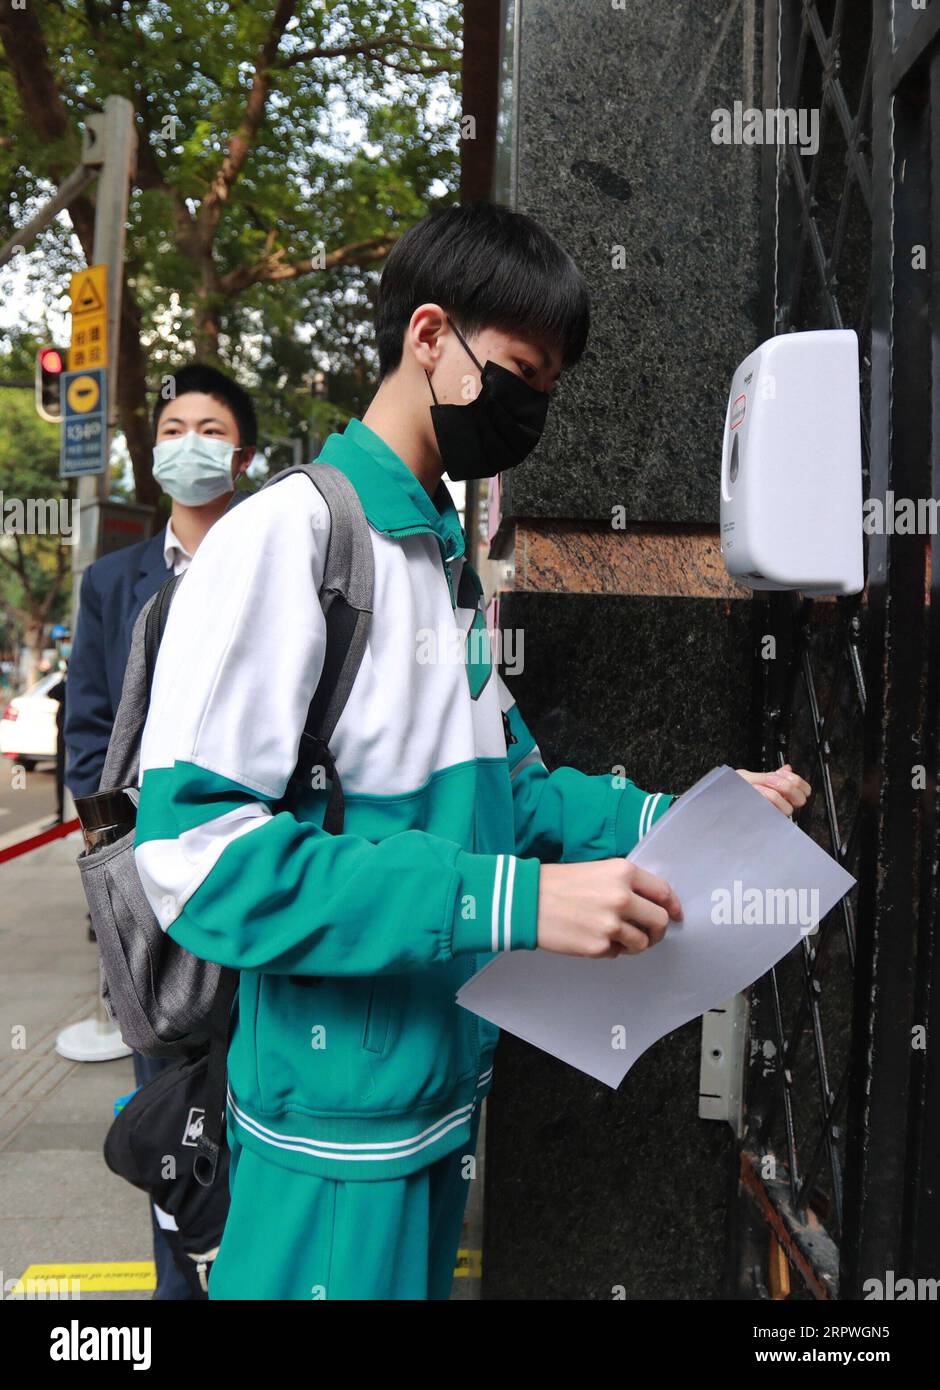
[
  {"xmin": 91, "ymin": 96, "xmax": 136, "ymax": 443},
  {"xmin": 64, "ymin": 98, "xmax": 136, "ymax": 857},
  {"xmin": 72, "ymin": 96, "xmax": 137, "ymax": 614},
  {"xmin": 54, "ymin": 98, "xmax": 139, "ymax": 1065}
]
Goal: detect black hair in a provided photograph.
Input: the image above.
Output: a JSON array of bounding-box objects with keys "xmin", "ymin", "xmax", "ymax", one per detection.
[
  {"xmin": 152, "ymin": 363, "xmax": 258, "ymax": 447},
  {"xmin": 374, "ymin": 201, "xmax": 591, "ymax": 380}
]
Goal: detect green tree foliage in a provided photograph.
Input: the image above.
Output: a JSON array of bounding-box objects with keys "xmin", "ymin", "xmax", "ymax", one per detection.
[
  {"xmin": 0, "ymin": 349, "xmax": 73, "ymax": 668},
  {"xmin": 0, "ymin": 0, "xmax": 461, "ymax": 502}
]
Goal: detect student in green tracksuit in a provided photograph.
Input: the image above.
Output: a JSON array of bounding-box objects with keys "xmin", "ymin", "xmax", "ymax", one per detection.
[{"xmin": 135, "ymin": 202, "xmax": 810, "ymax": 1300}]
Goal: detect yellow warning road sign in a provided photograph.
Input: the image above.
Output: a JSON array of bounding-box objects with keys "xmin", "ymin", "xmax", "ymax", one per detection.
[
  {"xmin": 69, "ymin": 264, "xmax": 108, "ymax": 370},
  {"xmin": 66, "ymin": 373, "xmax": 101, "ymax": 414},
  {"xmin": 69, "ymin": 316, "xmax": 107, "ymax": 370},
  {"xmin": 70, "ymin": 265, "xmax": 106, "ymax": 316}
]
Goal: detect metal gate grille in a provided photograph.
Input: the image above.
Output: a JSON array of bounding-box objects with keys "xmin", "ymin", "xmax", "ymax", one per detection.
[{"xmin": 734, "ymin": 0, "xmax": 940, "ymax": 1299}]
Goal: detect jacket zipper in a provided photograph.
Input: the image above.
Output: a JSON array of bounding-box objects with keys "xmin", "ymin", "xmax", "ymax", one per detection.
[
  {"xmin": 391, "ymin": 522, "xmax": 459, "ymax": 609},
  {"xmin": 442, "ymin": 551, "xmax": 457, "ymax": 608}
]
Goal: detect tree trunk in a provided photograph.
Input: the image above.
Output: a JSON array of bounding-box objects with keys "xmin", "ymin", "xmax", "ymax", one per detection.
[
  {"xmin": 23, "ymin": 620, "xmax": 46, "ymax": 687},
  {"xmin": 194, "ymin": 261, "xmax": 222, "ymax": 359},
  {"xmin": 118, "ymin": 288, "xmax": 160, "ymax": 507}
]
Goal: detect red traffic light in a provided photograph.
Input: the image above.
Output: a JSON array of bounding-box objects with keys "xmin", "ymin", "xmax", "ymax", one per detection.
[
  {"xmin": 35, "ymin": 345, "xmax": 68, "ymax": 421},
  {"xmin": 39, "ymin": 348, "xmax": 64, "ymax": 374}
]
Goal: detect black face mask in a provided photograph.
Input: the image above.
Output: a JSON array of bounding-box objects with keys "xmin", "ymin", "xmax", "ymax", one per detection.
[{"xmin": 425, "ymin": 319, "xmax": 552, "ymax": 482}]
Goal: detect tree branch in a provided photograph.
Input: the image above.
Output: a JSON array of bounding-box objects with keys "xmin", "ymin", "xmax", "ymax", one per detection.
[
  {"xmin": 379, "ymin": 59, "xmax": 452, "ymax": 78},
  {"xmin": 134, "ymin": 90, "xmax": 170, "ymax": 194},
  {"xmin": 195, "ymin": 0, "xmax": 297, "ymax": 250},
  {"xmin": 218, "ymin": 234, "xmax": 395, "ymax": 295},
  {"xmin": 0, "ymin": 0, "xmax": 96, "ymax": 254},
  {"xmin": 276, "ymin": 34, "xmax": 451, "ymax": 69},
  {"xmin": 0, "ymin": 540, "xmax": 27, "ymax": 586}
]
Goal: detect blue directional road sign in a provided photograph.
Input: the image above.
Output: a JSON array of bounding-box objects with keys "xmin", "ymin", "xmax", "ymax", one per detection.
[{"xmin": 60, "ymin": 367, "xmax": 108, "ymax": 477}]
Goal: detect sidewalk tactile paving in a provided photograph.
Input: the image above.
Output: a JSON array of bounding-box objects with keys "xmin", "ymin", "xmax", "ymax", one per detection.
[{"xmin": 0, "ymin": 997, "xmax": 95, "ymax": 1101}]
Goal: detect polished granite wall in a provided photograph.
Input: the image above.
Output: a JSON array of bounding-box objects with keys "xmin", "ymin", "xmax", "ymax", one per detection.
[
  {"xmin": 498, "ymin": 0, "xmax": 763, "ymax": 527},
  {"xmin": 483, "ymin": 0, "xmax": 764, "ymax": 1300},
  {"xmin": 484, "ymin": 593, "xmax": 756, "ymax": 1299}
]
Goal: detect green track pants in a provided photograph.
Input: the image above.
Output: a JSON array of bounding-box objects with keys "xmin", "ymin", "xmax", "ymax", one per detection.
[{"xmin": 208, "ymin": 1106, "xmax": 482, "ymax": 1300}]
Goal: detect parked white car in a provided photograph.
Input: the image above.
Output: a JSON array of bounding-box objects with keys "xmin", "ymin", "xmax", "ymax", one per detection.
[{"xmin": 0, "ymin": 671, "xmax": 62, "ymax": 770}]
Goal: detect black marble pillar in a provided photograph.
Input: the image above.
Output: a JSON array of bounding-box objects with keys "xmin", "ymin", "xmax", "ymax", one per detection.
[
  {"xmin": 498, "ymin": 0, "xmax": 763, "ymax": 526},
  {"xmin": 484, "ymin": 594, "xmax": 755, "ymax": 1299},
  {"xmin": 483, "ymin": 0, "xmax": 765, "ymax": 1300}
]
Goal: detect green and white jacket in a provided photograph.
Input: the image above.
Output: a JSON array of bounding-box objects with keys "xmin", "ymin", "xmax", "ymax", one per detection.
[{"xmin": 135, "ymin": 417, "xmax": 674, "ymax": 1181}]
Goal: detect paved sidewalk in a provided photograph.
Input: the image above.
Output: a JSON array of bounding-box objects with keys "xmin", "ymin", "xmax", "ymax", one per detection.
[
  {"xmin": 0, "ymin": 825, "xmax": 153, "ymax": 1300},
  {"xmin": 0, "ymin": 824, "xmax": 484, "ymax": 1301}
]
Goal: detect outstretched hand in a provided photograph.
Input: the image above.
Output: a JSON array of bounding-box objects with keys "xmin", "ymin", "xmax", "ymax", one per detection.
[{"xmin": 735, "ymin": 765, "xmax": 811, "ymax": 817}]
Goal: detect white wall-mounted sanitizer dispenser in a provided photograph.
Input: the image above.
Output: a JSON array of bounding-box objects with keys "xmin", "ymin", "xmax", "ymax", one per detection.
[{"xmin": 720, "ymin": 328, "xmax": 864, "ymax": 595}]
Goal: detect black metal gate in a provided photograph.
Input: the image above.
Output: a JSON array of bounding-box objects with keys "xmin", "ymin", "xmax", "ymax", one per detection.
[{"xmin": 731, "ymin": 0, "xmax": 940, "ymax": 1299}]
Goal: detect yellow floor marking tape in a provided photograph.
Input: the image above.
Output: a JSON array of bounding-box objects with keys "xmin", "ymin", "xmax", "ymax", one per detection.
[
  {"xmin": 454, "ymin": 1248, "xmax": 482, "ymax": 1278},
  {"xmin": 10, "ymin": 1262, "xmax": 156, "ymax": 1295},
  {"xmin": 12, "ymin": 1255, "xmax": 478, "ymax": 1294}
]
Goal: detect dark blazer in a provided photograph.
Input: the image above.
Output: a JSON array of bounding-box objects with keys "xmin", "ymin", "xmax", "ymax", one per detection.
[{"xmin": 64, "ymin": 494, "xmax": 246, "ymax": 798}]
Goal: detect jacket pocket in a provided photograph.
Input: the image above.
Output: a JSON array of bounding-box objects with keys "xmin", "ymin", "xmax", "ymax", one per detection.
[{"xmin": 362, "ymin": 977, "xmax": 392, "ymax": 1054}]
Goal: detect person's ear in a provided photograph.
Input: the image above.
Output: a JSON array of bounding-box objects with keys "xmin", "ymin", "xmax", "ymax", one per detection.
[
  {"xmin": 232, "ymin": 445, "xmax": 255, "ymax": 480},
  {"xmin": 408, "ymin": 304, "xmax": 448, "ymax": 374}
]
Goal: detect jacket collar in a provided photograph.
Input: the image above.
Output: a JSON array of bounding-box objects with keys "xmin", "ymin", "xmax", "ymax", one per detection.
[{"xmin": 318, "ymin": 417, "xmax": 465, "ymax": 560}]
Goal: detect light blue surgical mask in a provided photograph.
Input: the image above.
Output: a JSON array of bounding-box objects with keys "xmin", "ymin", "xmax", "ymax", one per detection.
[{"xmin": 152, "ymin": 431, "xmax": 238, "ymax": 506}]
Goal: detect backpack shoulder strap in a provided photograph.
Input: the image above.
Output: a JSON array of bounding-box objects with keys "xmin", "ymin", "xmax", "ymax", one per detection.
[
  {"xmin": 97, "ymin": 573, "xmax": 182, "ymax": 793},
  {"xmin": 144, "ymin": 571, "xmax": 184, "ymax": 689},
  {"xmin": 262, "ymin": 461, "xmax": 374, "ymax": 747}
]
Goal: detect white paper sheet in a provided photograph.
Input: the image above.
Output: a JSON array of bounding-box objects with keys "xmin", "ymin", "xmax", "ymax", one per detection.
[{"xmin": 456, "ymin": 765, "xmax": 856, "ymax": 1087}]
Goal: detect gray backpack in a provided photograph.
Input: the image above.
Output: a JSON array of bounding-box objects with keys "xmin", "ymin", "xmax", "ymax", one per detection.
[{"xmin": 76, "ymin": 462, "xmax": 374, "ymax": 1060}]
